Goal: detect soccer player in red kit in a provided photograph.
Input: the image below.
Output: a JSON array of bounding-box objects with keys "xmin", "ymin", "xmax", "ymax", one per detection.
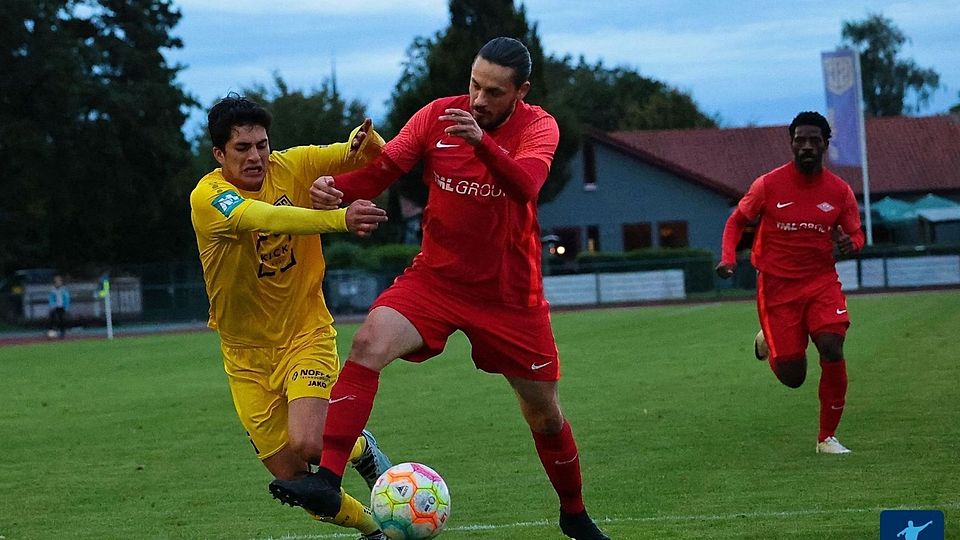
[
  {"xmin": 716, "ymin": 111, "xmax": 864, "ymax": 454},
  {"xmin": 269, "ymin": 37, "xmax": 610, "ymax": 539}
]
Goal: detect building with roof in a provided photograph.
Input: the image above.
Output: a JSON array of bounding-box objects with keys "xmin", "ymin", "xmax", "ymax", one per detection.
[{"xmin": 538, "ymin": 114, "xmax": 960, "ymax": 259}]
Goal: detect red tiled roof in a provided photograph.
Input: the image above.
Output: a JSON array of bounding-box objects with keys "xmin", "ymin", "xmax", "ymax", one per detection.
[{"xmin": 599, "ymin": 114, "xmax": 960, "ymax": 198}]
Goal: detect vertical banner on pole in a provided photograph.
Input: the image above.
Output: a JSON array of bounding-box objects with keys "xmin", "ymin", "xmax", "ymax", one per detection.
[
  {"xmin": 821, "ymin": 49, "xmax": 862, "ymax": 166},
  {"xmin": 822, "ymin": 48, "xmax": 873, "ymax": 244}
]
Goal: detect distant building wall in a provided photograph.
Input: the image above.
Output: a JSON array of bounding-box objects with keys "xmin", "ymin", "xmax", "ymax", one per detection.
[{"xmin": 538, "ymin": 142, "xmax": 733, "ymax": 259}]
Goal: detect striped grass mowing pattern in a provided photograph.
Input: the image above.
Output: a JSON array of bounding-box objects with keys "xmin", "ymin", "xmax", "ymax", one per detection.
[{"xmin": 0, "ymin": 290, "xmax": 957, "ymax": 539}]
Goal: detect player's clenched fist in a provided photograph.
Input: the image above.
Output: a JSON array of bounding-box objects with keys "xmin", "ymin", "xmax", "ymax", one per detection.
[
  {"xmin": 715, "ymin": 262, "xmax": 736, "ymax": 279},
  {"xmin": 311, "ymin": 176, "xmax": 343, "ymax": 210},
  {"xmin": 345, "ymin": 200, "xmax": 387, "ymax": 237}
]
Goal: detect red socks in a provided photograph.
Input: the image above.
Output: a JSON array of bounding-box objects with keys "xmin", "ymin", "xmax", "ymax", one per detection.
[
  {"xmin": 532, "ymin": 420, "xmax": 585, "ymax": 515},
  {"xmin": 320, "ymin": 362, "xmax": 380, "ymax": 477},
  {"xmin": 818, "ymin": 359, "xmax": 848, "ymax": 442}
]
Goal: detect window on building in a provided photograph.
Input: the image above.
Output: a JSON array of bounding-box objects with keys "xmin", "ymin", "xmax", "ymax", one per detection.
[
  {"xmin": 582, "ymin": 142, "xmax": 597, "ymax": 191},
  {"xmin": 586, "ymin": 225, "xmax": 600, "ymax": 253},
  {"xmin": 622, "ymin": 223, "xmax": 652, "ymax": 251},
  {"xmin": 658, "ymin": 221, "xmax": 689, "ymax": 248}
]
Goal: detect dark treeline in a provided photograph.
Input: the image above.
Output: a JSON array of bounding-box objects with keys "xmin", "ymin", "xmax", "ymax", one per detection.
[{"xmin": 1, "ymin": 0, "xmax": 941, "ymax": 277}]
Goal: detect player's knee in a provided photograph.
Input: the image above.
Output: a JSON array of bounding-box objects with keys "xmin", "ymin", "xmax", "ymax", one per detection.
[
  {"xmin": 772, "ymin": 356, "xmax": 807, "ymax": 388},
  {"xmin": 813, "ymin": 331, "xmax": 845, "ymax": 361},
  {"xmin": 288, "ymin": 433, "xmax": 323, "ymax": 464},
  {"xmin": 814, "ymin": 339, "xmax": 844, "ymax": 360},
  {"xmin": 519, "ymin": 400, "xmax": 564, "ymax": 433},
  {"xmin": 350, "ymin": 328, "xmax": 392, "ymax": 368},
  {"xmin": 527, "ymin": 414, "xmax": 564, "ymax": 434}
]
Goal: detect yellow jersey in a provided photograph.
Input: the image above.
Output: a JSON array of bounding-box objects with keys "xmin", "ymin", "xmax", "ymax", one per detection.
[{"xmin": 191, "ymin": 143, "xmax": 370, "ymax": 347}]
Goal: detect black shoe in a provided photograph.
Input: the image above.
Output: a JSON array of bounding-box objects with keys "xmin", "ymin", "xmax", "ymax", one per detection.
[
  {"xmin": 560, "ymin": 510, "xmax": 611, "ymax": 540},
  {"xmin": 269, "ymin": 471, "xmax": 342, "ymax": 517}
]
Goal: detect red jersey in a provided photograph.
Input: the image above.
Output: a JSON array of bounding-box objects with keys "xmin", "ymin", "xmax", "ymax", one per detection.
[
  {"xmin": 724, "ymin": 162, "xmax": 864, "ymax": 279},
  {"xmin": 342, "ymin": 95, "xmax": 559, "ymax": 306}
]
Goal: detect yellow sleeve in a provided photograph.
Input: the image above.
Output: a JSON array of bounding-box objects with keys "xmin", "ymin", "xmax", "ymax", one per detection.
[
  {"xmin": 236, "ymin": 200, "xmax": 348, "ymax": 235},
  {"xmin": 190, "ymin": 176, "xmax": 255, "ymax": 240},
  {"xmin": 285, "ymin": 122, "xmax": 386, "ymax": 181}
]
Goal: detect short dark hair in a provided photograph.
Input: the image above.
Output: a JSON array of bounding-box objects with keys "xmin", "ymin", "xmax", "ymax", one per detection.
[
  {"xmin": 207, "ymin": 93, "xmax": 272, "ymax": 149},
  {"xmin": 789, "ymin": 111, "xmax": 831, "ymax": 141},
  {"xmin": 477, "ymin": 37, "xmax": 531, "ymax": 88}
]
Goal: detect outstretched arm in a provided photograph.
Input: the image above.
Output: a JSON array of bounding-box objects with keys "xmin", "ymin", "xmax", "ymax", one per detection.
[
  {"xmin": 237, "ymin": 199, "xmax": 386, "ymax": 237},
  {"xmin": 310, "ymin": 154, "xmax": 404, "ymax": 209}
]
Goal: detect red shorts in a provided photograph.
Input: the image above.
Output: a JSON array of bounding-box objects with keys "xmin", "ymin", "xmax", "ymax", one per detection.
[
  {"xmin": 756, "ymin": 271, "xmax": 850, "ymax": 360},
  {"xmin": 371, "ymin": 269, "xmax": 561, "ymax": 381}
]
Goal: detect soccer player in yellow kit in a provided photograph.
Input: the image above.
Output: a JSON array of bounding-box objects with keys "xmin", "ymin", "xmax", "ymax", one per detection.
[{"xmin": 190, "ymin": 95, "xmax": 391, "ymax": 539}]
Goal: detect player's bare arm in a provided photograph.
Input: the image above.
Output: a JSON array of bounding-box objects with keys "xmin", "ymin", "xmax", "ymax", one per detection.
[
  {"xmin": 311, "ymin": 176, "xmax": 343, "ymax": 210},
  {"xmin": 439, "ymin": 108, "xmax": 483, "ymax": 146},
  {"xmin": 345, "ymin": 200, "xmax": 387, "ymax": 238}
]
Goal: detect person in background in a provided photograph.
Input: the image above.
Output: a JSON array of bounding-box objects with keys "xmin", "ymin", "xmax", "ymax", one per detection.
[
  {"xmin": 48, "ymin": 275, "xmax": 70, "ymax": 339},
  {"xmin": 716, "ymin": 111, "xmax": 864, "ymax": 454}
]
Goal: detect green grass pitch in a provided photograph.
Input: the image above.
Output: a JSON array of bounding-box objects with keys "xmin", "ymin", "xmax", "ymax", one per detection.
[{"xmin": 1, "ymin": 290, "xmax": 958, "ymax": 539}]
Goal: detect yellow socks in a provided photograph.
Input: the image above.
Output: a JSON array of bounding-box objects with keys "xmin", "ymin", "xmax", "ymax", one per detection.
[
  {"xmin": 349, "ymin": 435, "xmax": 366, "ymax": 464},
  {"xmin": 309, "ymin": 488, "xmax": 379, "ymax": 535}
]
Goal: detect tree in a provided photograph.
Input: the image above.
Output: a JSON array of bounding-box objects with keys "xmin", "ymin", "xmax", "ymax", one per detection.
[
  {"xmin": 841, "ymin": 13, "xmax": 941, "ymax": 117},
  {"xmin": 0, "ymin": 0, "xmax": 195, "ymax": 276},
  {"xmin": 386, "ymin": 0, "xmax": 547, "ymax": 134},
  {"xmin": 386, "ymin": 0, "xmax": 715, "ymax": 206},
  {"xmin": 241, "ymin": 74, "xmax": 368, "ymax": 153},
  {"xmin": 1, "ymin": 0, "xmax": 95, "ymax": 274}
]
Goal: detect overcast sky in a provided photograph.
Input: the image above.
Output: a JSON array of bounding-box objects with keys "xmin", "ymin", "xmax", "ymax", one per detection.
[{"xmin": 166, "ymin": 0, "xmax": 960, "ymax": 136}]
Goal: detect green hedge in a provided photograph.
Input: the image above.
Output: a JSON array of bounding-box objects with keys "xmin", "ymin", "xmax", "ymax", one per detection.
[
  {"xmin": 573, "ymin": 248, "xmax": 716, "ymax": 292},
  {"xmin": 323, "ymin": 242, "xmax": 421, "ymax": 274}
]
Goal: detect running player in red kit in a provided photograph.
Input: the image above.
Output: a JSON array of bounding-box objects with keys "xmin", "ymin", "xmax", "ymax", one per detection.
[
  {"xmin": 716, "ymin": 111, "xmax": 864, "ymax": 454},
  {"xmin": 269, "ymin": 37, "xmax": 610, "ymax": 539}
]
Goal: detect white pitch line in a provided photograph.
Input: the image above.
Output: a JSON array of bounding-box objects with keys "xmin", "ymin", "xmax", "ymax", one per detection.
[{"xmin": 257, "ymin": 501, "xmax": 960, "ymax": 539}]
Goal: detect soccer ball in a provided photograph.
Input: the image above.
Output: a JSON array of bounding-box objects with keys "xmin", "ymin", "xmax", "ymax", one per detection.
[{"xmin": 370, "ymin": 462, "xmax": 451, "ymax": 539}]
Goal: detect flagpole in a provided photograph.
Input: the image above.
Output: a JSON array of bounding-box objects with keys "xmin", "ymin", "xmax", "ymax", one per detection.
[{"xmin": 853, "ymin": 51, "xmax": 873, "ymax": 246}]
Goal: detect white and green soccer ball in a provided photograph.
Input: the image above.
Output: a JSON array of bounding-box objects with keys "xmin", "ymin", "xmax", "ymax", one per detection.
[{"xmin": 370, "ymin": 462, "xmax": 451, "ymax": 540}]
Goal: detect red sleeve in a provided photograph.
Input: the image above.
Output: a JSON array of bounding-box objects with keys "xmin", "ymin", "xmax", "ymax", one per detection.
[
  {"xmin": 737, "ymin": 176, "xmax": 766, "ymax": 220},
  {"xmin": 721, "ymin": 177, "xmax": 766, "ymax": 265},
  {"xmin": 839, "ymin": 185, "xmax": 865, "ymax": 252},
  {"xmin": 335, "ymin": 101, "xmax": 436, "ymax": 202},
  {"xmin": 720, "ymin": 208, "xmax": 750, "ymax": 265},
  {"xmin": 334, "ymin": 154, "xmax": 404, "ymax": 203},
  {"xmin": 382, "ymin": 102, "xmax": 433, "ymax": 173},
  {"xmin": 473, "ymin": 114, "xmax": 559, "ymax": 203}
]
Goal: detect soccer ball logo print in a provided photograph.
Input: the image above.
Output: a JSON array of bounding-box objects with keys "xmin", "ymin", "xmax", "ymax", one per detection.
[{"xmin": 370, "ymin": 462, "xmax": 451, "ymax": 539}]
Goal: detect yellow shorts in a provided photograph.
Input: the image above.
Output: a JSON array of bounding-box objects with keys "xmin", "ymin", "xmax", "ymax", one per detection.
[{"xmin": 221, "ymin": 325, "xmax": 339, "ymax": 459}]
